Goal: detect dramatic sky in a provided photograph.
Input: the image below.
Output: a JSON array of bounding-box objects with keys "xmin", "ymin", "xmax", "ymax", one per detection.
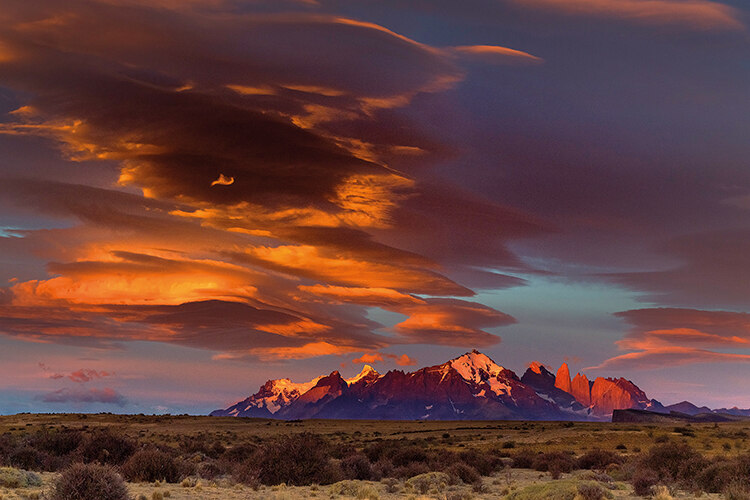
[{"xmin": 0, "ymin": 0, "xmax": 749, "ymax": 414}]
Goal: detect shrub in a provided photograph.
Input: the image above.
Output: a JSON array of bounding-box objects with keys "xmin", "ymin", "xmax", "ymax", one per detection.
[
  {"xmin": 638, "ymin": 442, "xmax": 700, "ymax": 482},
  {"xmin": 445, "ymin": 462, "xmax": 481, "ymax": 484},
  {"xmin": 458, "ymin": 448, "xmax": 499, "ymax": 476},
  {"xmin": 577, "ymin": 481, "xmax": 610, "ymax": 500},
  {"xmin": 246, "ymin": 433, "xmax": 338, "ymax": 486},
  {"xmin": 725, "ymin": 481, "xmax": 750, "ymax": 500},
  {"xmin": 221, "ymin": 443, "xmax": 258, "ymax": 464},
  {"xmin": 506, "ymin": 479, "xmax": 613, "ymax": 500},
  {"xmin": 341, "ymin": 453, "xmax": 373, "ymax": 480},
  {"xmin": 78, "ymin": 430, "xmax": 136, "ymax": 465},
  {"xmin": 393, "ymin": 461, "xmax": 430, "ymax": 479},
  {"xmin": 329, "ymin": 480, "xmax": 380, "ymax": 500},
  {"xmin": 232, "ymin": 460, "xmax": 260, "ymax": 489},
  {"xmin": 511, "ymin": 450, "xmax": 538, "ymax": 469},
  {"xmin": 577, "ymin": 450, "xmax": 623, "ymax": 470},
  {"xmin": 531, "ymin": 451, "xmax": 575, "ymax": 476},
  {"xmin": 0, "ymin": 467, "xmax": 42, "ymax": 488},
  {"xmin": 652, "ymin": 485, "xmax": 674, "ymax": 500},
  {"xmin": 405, "ymin": 471, "xmax": 449, "ymax": 494},
  {"xmin": 50, "ymin": 463, "xmax": 129, "ymax": 500},
  {"xmin": 121, "ymin": 449, "xmax": 179, "ymax": 483},
  {"xmin": 33, "ymin": 429, "xmax": 84, "ymax": 457},
  {"xmin": 631, "ymin": 468, "xmax": 658, "ymax": 496},
  {"xmin": 696, "ymin": 460, "xmax": 744, "ymax": 494},
  {"xmin": 390, "ymin": 446, "xmax": 428, "ymax": 468},
  {"xmin": 8, "ymin": 446, "xmax": 44, "ymax": 470}
]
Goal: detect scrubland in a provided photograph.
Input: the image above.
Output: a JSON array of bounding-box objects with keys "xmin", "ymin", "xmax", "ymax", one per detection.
[{"xmin": 0, "ymin": 414, "xmax": 748, "ymax": 499}]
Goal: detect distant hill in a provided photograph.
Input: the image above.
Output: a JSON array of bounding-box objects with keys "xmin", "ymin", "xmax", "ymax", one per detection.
[{"xmin": 612, "ymin": 409, "xmax": 750, "ymax": 423}]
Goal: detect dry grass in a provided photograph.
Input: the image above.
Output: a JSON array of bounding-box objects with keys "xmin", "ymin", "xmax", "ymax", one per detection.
[{"xmin": 0, "ymin": 414, "xmax": 745, "ymax": 499}]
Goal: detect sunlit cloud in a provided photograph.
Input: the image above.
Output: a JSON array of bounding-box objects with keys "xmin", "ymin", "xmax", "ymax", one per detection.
[
  {"xmin": 591, "ymin": 308, "xmax": 750, "ymax": 370},
  {"xmin": 448, "ymin": 45, "xmax": 544, "ymax": 65},
  {"xmin": 507, "ymin": 0, "xmax": 744, "ymax": 31}
]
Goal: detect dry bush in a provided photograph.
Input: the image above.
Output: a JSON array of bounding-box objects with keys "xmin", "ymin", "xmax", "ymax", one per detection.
[
  {"xmin": 577, "ymin": 450, "xmax": 624, "ymax": 470},
  {"xmin": 405, "ymin": 471, "xmax": 449, "ymax": 494},
  {"xmin": 121, "ymin": 449, "xmax": 179, "ymax": 483},
  {"xmin": 340, "ymin": 452, "xmax": 374, "ymax": 480},
  {"xmin": 329, "ymin": 480, "xmax": 380, "ymax": 500},
  {"xmin": 576, "ymin": 481, "xmax": 610, "ymax": 500},
  {"xmin": 0, "ymin": 467, "xmax": 42, "ymax": 488},
  {"xmin": 51, "ymin": 463, "xmax": 129, "ymax": 500},
  {"xmin": 631, "ymin": 468, "xmax": 658, "ymax": 496},
  {"xmin": 725, "ymin": 481, "xmax": 750, "ymax": 500},
  {"xmin": 652, "ymin": 485, "xmax": 674, "ymax": 500},
  {"xmin": 637, "ymin": 442, "xmax": 701, "ymax": 483},
  {"xmin": 242, "ymin": 433, "xmax": 339, "ymax": 486},
  {"xmin": 77, "ymin": 429, "xmax": 136, "ymax": 466},
  {"xmin": 532, "ymin": 451, "xmax": 576, "ymax": 478},
  {"xmin": 510, "ymin": 450, "xmax": 538, "ymax": 469},
  {"xmin": 445, "ymin": 462, "xmax": 481, "ymax": 485},
  {"xmin": 393, "ymin": 461, "xmax": 430, "ymax": 479}
]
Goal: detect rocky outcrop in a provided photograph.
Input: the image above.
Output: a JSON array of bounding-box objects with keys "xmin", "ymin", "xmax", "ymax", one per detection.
[
  {"xmin": 590, "ymin": 377, "xmax": 649, "ymax": 416},
  {"xmin": 571, "ymin": 373, "xmax": 591, "ymax": 407},
  {"xmin": 554, "ymin": 363, "xmax": 572, "ymax": 394}
]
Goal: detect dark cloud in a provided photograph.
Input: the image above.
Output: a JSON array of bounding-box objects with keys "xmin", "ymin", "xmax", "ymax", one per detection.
[
  {"xmin": 39, "ymin": 387, "xmax": 127, "ymax": 406},
  {"xmin": 607, "ymin": 230, "xmax": 750, "ymax": 309}
]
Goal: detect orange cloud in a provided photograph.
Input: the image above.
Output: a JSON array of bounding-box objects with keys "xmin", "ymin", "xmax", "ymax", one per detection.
[
  {"xmin": 591, "ymin": 308, "xmax": 750, "ymax": 370},
  {"xmin": 352, "ymin": 352, "xmax": 417, "ymax": 366},
  {"xmin": 210, "ymin": 174, "xmax": 234, "ymax": 186},
  {"xmin": 0, "ymin": 1, "xmax": 532, "ymax": 363},
  {"xmin": 448, "ymin": 45, "xmax": 544, "ymax": 65},
  {"xmin": 298, "ymin": 285, "xmax": 425, "ymax": 307},
  {"xmin": 508, "ymin": 0, "xmax": 743, "ymax": 31},
  {"xmin": 393, "ymin": 299, "xmax": 515, "ymax": 346},
  {"xmin": 240, "ymin": 244, "xmax": 471, "ymax": 296},
  {"xmin": 353, "ymin": 352, "xmax": 383, "ymax": 364}
]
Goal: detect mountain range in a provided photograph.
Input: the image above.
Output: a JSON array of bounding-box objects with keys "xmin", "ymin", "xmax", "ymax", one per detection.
[{"xmin": 210, "ymin": 350, "xmax": 745, "ymax": 421}]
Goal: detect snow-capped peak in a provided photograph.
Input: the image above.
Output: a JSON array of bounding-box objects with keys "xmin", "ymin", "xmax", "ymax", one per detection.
[
  {"xmin": 249, "ymin": 375, "xmax": 323, "ymax": 414},
  {"xmin": 450, "ymin": 350, "xmax": 511, "ymax": 396},
  {"xmin": 346, "ymin": 365, "xmax": 379, "ymax": 385}
]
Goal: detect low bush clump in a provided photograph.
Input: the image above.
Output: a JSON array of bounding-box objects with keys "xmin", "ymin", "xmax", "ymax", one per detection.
[
  {"xmin": 51, "ymin": 463, "xmax": 129, "ymax": 500},
  {"xmin": 341, "ymin": 452, "xmax": 374, "ymax": 480},
  {"xmin": 405, "ymin": 471, "xmax": 449, "ymax": 494},
  {"xmin": 577, "ymin": 449, "xmax": 624, "ymax": 470},
  {"xmin": 329, "ymin": 480, "xmax": 380, "ymax": 500},
  {"xmin": 241, "ymin": 433, "xmax": 339, "ymax": 486},
  {"xmin": 121, "ymin": 449, "xmax": 180, "ymax": 483},
  {"xmin": 77, "ymin": 429, "xmax": 136, "ymax": 466},
  {"xmin": 532, "ymin": 451, "xmax": 576, "ymax": 478},
  {"xmin": 0, "ymin": 466, "xmax": 42, "ymax": 488},
  {"xmin": 506, "ymin": 479, "xmax": 613, "ymax": 500},
  {"xmin": 445, "ymin": 462, "xmax": 481, "ymax": 484},
  {"xmin": 631, "ymin": 468, "xmax": 658, "ymax": 496}
]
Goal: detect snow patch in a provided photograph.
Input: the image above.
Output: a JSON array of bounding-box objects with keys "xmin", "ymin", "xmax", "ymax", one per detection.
[
  {"xmin": 346, "ymin": 365, "xmax": 378, "ymax": 385},
  {"xmin": 450, "ymin": 350, "xmax": 511, "ymax": 396}
]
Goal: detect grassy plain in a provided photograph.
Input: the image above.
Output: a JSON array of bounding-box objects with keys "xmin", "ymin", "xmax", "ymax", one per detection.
[{"xmin": 0, "ymin": 413, "xmax": 747, "ymax": 499}]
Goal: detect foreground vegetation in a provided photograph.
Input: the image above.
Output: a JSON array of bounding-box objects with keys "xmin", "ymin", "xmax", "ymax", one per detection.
[{"xmin": 0, "ymin": 414, "xmax": 748, "ymax": 499}]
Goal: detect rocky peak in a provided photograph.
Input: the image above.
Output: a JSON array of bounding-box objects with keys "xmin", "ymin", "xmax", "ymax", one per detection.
[
  {"xmin": 346, "ymin": 365, "xmax": 380, "ymax": 386},
  {"xmin": 555, "ymin": 363, "xmax": 572, "ymax": 393},
  {"xmin": 571, "ymin": 373, "xmax": 591, "ymax": 406},
  {"xmin": 449, "ymin": 350, "xmax": 506, "ymax": 383}
]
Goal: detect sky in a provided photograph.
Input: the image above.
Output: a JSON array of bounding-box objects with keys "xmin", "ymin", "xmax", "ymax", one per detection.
[{"xmin": 0, "ymin": 0, "xmax": 749, "ymax": 415}]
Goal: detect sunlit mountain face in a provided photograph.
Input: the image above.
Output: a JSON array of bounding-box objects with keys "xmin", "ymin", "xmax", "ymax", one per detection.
[{"xmin": 0, "ymin": 0, "xmax": 749, "ymax": 415}]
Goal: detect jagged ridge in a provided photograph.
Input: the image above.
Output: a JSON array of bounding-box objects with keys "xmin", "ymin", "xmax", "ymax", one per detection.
[{"xmin": 211, "ymin": 350, "xmax": 732, "ymax": 421}]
